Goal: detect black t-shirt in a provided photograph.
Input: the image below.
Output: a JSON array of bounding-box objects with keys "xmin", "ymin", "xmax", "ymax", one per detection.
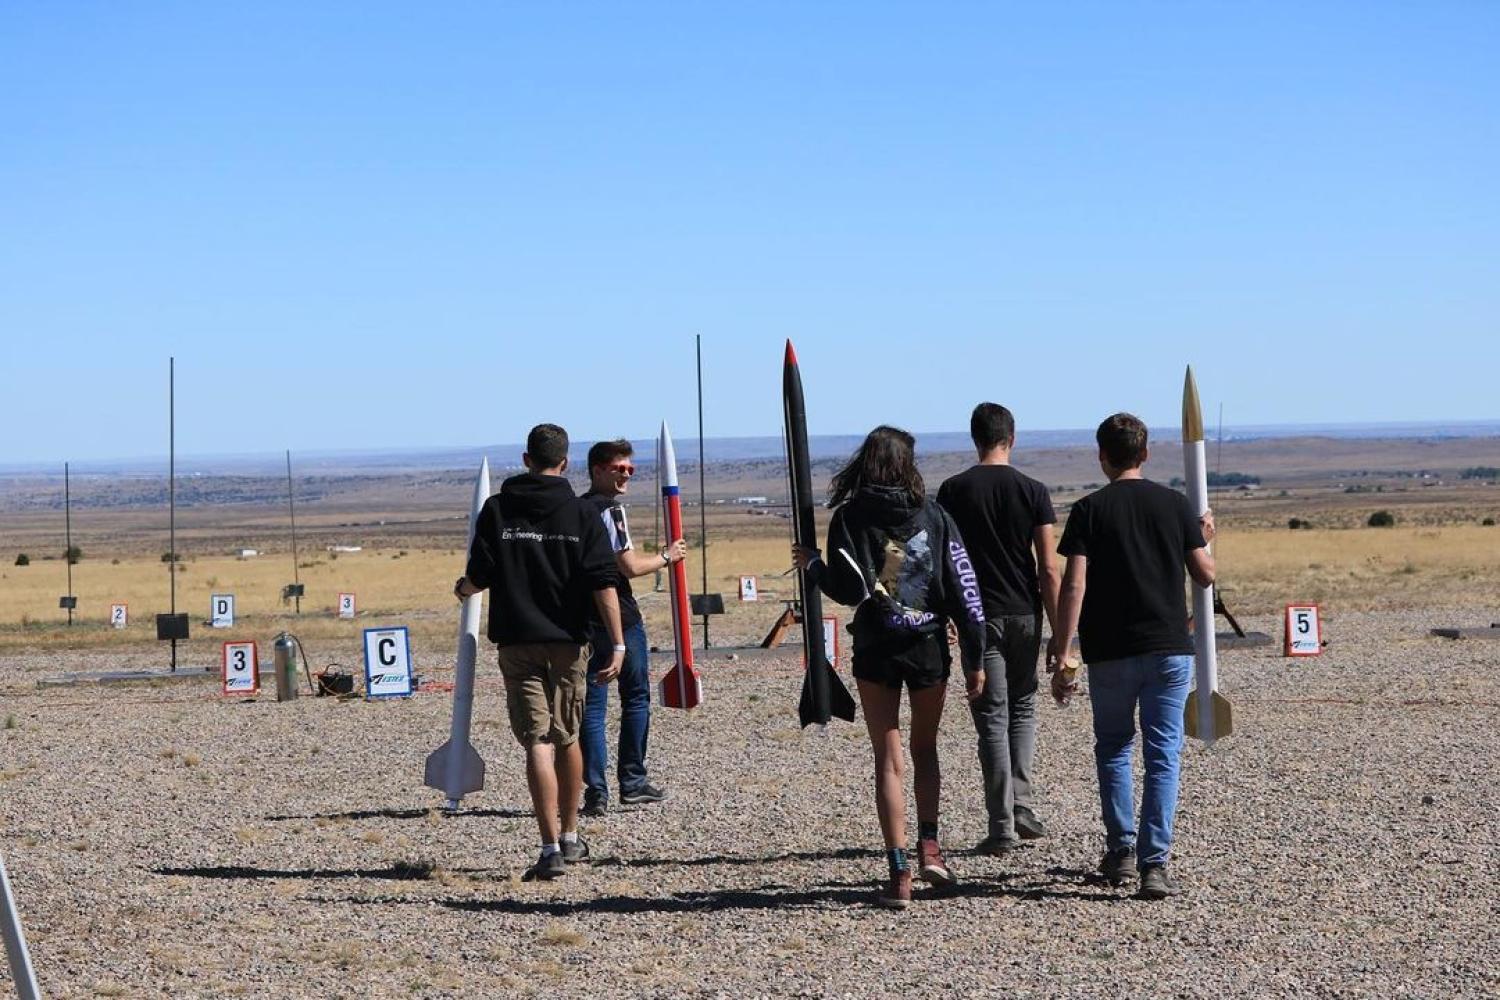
[
  {"xmin": 581, "ymin": 491, "xmax": 642, "ymax": 630},
  {"xmin": 1056, "ymin": 478, "xmax": 1205, "ymax": 664},
  {"xmin": 937, "ymin": 464, "xmax": 1056, "ymax": 617}
]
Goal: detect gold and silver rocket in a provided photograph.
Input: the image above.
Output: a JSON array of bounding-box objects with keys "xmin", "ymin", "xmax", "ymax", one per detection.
[{"xmin": 1182, "ymin": 367, "xmax": 1233, "ymax": 744}]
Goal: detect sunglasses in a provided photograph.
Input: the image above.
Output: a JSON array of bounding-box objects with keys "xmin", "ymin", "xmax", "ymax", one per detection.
[{"xmin": 605, "ymin": 463, "xmax": 636, "ymax": 477}]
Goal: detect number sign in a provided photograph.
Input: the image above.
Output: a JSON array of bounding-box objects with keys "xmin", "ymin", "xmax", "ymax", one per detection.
[
  {"xmin": 738, "ymin": 576, "xmax": 759, "ymax": 602},
  {"xmin": 1284, "ymin": 604, "xmax": 1323, "ymax": 657},
  {"xmin": 222, "ymin": 641, "xmax": 259, "ymax": 695},
  {"xmin": 338, "ymin": 592, "xmax": 356, "ymax": 619},
  {"xmin": 110, "ymin": 603, "xmax": 128, "ymax": 629}
]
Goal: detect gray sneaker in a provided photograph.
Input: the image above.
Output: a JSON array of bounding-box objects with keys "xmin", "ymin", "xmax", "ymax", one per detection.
[
  {"xmin": 1013, "ymin": 808, "xmax": 1048, "ymax": 840},
  {"xmin": 974, "ymin": 833, "xmax": 1020, "ymax": 856},
  {"xmin": 522, "ymin": 850, "xmax": 566, "ymax": 882},
  {"xmin": 580, "ymin": 791, "xmax": 607, "ymax": 818},
  {"xmin": 561, "ymin": 835, "xmax": 590, "ymax": 865},
  {"xmin": 1137, "ymin": 865, "xmax": 1180, "ymax": 900},
  {"xmin": 1099, "ymin": 847, "xmax": 1137, "ymax": 886},
  {"xmin": 620, "ymin": 782, "xmax": 667, "ymax": 805}
]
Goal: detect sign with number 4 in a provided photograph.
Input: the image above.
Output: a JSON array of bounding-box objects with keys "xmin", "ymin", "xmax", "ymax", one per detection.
[
  {"xmin": 1284, "ymin": 604, "xmax": 1322, "ymax": 657},
  {"xmin": 738, "ymin": 576, "xmax": 758, "ymax": 602},
  {"xmin": 222, "ymin": 641, "xmax": 260, "ymax": 695}
]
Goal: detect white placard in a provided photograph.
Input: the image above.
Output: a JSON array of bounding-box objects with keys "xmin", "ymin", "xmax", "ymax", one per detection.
[
  {"xmin": 822, "ymin": 615, "xmax": 840, "ymax": 668},
  {"xmin": 222, "ymin": 641, "xmax": 259, "ymax": 695},
  {"xmin": 738, "ymin": 575, "xmax": 759, "ymax": 602},
  {"xmin": 363, "ymin": 626, "xmax": 414, "ymax": 698},
  {"xmin": 110, "ymin": 603, "xmax": 128, "ymax": 629},
  {"xmin": 210, "ymin": 594, "xmax": 235, "ymax": 629},
  {"xmin": 1284, "ymin": 604, "xmax": 1322, "ymax": 657},
  {"xmin": 338, "ymin": 592, "xmax": 356, "ymax": 619}
]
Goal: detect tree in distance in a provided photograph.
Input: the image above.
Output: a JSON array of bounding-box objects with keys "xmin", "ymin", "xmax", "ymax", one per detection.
[
  {"xmin": 64, "ymin": 545, "xmax": 82, "ymax": 564},
  {"xmin": 161, "ymin": 552, "xmax": 182, "ymax": 562},
  {"xmin": 14, "ymin": 554, "xmax": 29, "ymax": 566},
  {"xmin": 1367, "ymin": 510, "xmax": 1396, "ymax": 528},
  {"xmin": 1288, "ymin": 518, "xmax": 1310, "ymax": 530},
  {"xmin": 1483, "ymin": 517, "xmax": 1496, "ymax": 527}
]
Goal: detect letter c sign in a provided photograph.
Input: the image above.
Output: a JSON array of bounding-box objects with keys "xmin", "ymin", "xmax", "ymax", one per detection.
[{"xmin": 362, "ymin": 626, "xmax": 414, "ymax": 698}]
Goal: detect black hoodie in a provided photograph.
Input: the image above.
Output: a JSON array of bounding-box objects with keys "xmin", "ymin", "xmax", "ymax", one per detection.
[
  {"xmin": 465, "ymin": 473, "xmax": 618, "ymax": 646},
  {"xmin": 809, "ymin": 485, "xmax": 987, "ymax": 672}
]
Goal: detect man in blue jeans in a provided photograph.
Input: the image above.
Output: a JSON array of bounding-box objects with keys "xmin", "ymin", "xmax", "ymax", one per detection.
[
  {"xmin": 579, "ymin": 439, "xmax": 687, "ymax": 817},
  {"xmin": 1048, "ymin": 413, "xmax": 1216, "ymax": 900}
]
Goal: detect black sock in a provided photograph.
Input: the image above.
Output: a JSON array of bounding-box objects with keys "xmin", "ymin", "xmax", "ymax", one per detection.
[
  {"xmin": 887, "ymin": 847, "xmax": 908, "ymax": 875},
  {"xmin": 918, "ymin": 821, "xmax": 938, "ymax": 842}
]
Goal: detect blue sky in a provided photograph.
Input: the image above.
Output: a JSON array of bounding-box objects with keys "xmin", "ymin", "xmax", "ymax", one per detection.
[{"xmin": 3, "ymin": 2, "xmax": 1496, "ymax": 462}]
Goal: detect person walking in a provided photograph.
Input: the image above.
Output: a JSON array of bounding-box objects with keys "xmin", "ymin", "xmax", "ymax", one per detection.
[
  {"xmin": 938, "ymin": 403, "xmax": 1061, "ymax": 854},
  {"xmin": 454, "ymin": 423, "xmax": 625, "ymax": 881},
  {"xmin": 793, "ymin": 426, "xmax": 986, "ymax": 910},
  {"xmin": 578, "ymin": 439, "xmax": 687, "ymax": 816},
  {"xmin": 1047, "ymin": 413, "xmax": 1215, "ymax": 900}
]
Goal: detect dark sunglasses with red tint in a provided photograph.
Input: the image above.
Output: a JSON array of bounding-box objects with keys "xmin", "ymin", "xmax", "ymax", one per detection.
[{"xmin": 605, "ymin": 463, "xmax": 635, "ymax": 477}]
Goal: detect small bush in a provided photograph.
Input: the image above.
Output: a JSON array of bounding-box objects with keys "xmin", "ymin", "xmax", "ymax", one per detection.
[
  {"xmin": 14, "ymin": 554, "xmax": 28, "ymax": 566},
  {"xmin": 64, "ymin": 545, "xmax": 82, "ymax": 564},
  {"xmin": 1483, "ymin": 517, "xmax": 1496, "ymax": 527},
  {"xmin": 160, "ymin": 552, "xmax": 182, "ymax": 563},
  {"xmin": 1288, "ymin": 518, "xmax": 1306, "ymax": 530},
  {"xmin": 1367, "ymin": 510, "xmax": 1396, "ymax": 528}
]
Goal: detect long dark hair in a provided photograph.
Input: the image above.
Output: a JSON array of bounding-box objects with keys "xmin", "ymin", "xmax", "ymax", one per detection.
[{"xmin": 828, "ymin": 425, "xmax": 925, "ymax": 507}]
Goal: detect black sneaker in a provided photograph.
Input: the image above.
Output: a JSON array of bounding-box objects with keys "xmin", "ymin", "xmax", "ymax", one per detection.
[
  {"xmin": 1013, "ymin": 808, "xmax": 1048, "ymax": 841},
  {"xmin": 620, "ymin": 782, "xmax": 667, "ymax": 805},
  {"xmin": 1137, "ymin": 865, "xmax": 1180, "ymax": 900},
  {"xmin": 581, "ymin": 792, "xmax": 607, "ymax": 818},
  {"xmin": 1099, "ymin": 847, "xmax": 1137, "ymax": 886},
  {"xmin": 522, "ymin": 850, "xmax": 566, "ymax": 882},
  {"xmin": 561, "ymin": 835, "xmax": 590, "ymax": 865},
  {"xmin": 973, "ymin": 833, "xmax": 1020, "ymax": 856}
]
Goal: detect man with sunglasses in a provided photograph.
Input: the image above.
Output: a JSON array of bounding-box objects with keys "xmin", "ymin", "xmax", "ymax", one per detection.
[{"xmin": 579, "ymin": 439, "xmax": 687, "ymax": 816}]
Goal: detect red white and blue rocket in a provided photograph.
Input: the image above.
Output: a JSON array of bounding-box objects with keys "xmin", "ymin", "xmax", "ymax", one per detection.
[{"xmin": 658, "ymin": 422, "xmax": 702, "ymax": 709}]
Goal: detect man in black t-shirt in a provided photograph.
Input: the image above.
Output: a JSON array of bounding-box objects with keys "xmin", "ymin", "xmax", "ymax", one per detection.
[
  {"xmin": 1048, "ymin": 413, "xmax": 1216, "ymax": 901},
  {"xmin": 937, "ymin": 403, "xmax": 1060, "ymax": 853},
  {"xmin": 578, "ymin": 439, "xmax": 688, "ymax": 817}
]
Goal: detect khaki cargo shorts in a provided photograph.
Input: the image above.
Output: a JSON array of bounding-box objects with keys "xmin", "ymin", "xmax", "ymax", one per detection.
[{"xmin": 496, "ymin": 642, "xmax": 588, "ymax": 747}]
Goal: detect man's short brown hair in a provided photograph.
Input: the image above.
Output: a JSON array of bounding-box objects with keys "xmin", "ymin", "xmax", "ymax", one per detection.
[
  {"xmin": 587, "ymin": 439, "xmax": 633, "ymax": 469},
  {"xmin": 1096, "ymin": 413, "xmax": 1149, "ymax": 470},
  {"xmin": 526, "ymin": 424, "xmax": 569, "ymax": 469}
]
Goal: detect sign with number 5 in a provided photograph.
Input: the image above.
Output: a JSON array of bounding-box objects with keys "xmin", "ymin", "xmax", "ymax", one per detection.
[{"xmin": 1283, "ymin": 604, "xmax": 1322, "ymax": 657}]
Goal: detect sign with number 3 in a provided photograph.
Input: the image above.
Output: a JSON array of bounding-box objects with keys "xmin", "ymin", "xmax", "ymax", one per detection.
[{"xmin": 1284, "ymin": 604, "xmax": 1322, "ymax": 657}]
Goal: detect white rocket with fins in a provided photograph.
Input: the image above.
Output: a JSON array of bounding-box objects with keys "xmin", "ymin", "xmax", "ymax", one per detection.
[
  {"xmin": 424, "ymin": 457, "xmax": 490, "ymax": 808},
  {"xmin": 1182, "ymin": 367, "xmax": 1233, "ymax": 744}
]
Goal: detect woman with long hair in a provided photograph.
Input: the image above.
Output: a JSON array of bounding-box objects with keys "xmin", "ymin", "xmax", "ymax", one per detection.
[{"xmin": 793, "ymin": 425, "xmax": 986, "ymax": 909}]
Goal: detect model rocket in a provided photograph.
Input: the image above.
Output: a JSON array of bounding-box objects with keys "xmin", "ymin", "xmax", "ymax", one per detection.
[
  {"xmin": 1182, "ymin": 367, "xmax": 1233, "ymax": 744},
  {"xmin": 424, "ymin": 457, "xmax": 490, "ymax": 809},
  {"xmin": 783, "ymin": 340, "xmax": 857, "ymax": 728},
  {"xmin": 658, "ymin": 422, "xmax": 702, "ymax": 709}
]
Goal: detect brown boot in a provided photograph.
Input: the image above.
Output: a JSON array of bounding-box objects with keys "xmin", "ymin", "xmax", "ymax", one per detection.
[
  {"xmin": 917, "ymin": 838, "xmax": 957, "ymax": 886},
  {"xmin": 877, "ymin": 868, "xmax": 912, "ymax": 909}
]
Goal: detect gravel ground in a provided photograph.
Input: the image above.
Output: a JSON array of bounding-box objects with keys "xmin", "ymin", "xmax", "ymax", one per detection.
[{"xmin": 1, "ymin": 609, "xmax": 1497, "ymax": 998}]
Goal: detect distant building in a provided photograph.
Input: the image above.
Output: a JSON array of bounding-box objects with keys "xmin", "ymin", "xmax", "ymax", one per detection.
[
  {"xmin": 328, "ymin": 544, "xmax": 363, "ymax": 553},
  {"xmin": 236, "ymin": 548, "xmax": 258, "ymax": 558},
  {"xmin": 734, "ymin": 496, "xmax": 769, "ymax": 505}
]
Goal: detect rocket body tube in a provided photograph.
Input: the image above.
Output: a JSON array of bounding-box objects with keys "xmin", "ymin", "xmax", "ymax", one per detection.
[
  {"xmin": 424, "ymin": 457, "xmax": 490, "ymax": 807},
  {"xmin": 658, "ymin": 423, "xmax": 702, "ymax": 709}
]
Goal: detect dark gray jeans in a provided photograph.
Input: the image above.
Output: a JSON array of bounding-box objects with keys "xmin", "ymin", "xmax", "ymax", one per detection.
[{"xmin": 968, "ymin": 613, "xmax": 1041, "ymax": 839}]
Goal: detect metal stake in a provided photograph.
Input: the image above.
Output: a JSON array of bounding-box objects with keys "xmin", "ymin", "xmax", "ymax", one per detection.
[
  {"xmin": 1, "ymin": 850, "xmax": 41, "ymax": 1000},
  {"xmin": 286, "ymin": 450, "xmax": 301, "ymax": 614},
  {"xmin": 64, "ymin": 461, "xmax": 73, "ymax": 626},
  {"xmin": 695, "ymin": 334, "xmax": 709, "ymax": 650}
]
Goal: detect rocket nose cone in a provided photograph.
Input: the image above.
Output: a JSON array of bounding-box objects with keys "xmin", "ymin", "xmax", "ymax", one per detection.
[
  {"xmin": 1181, "ymin": 365, "xmax": 1204, "ymax": 442},
  {"xmin": 785, "ymin": 339, "xmax": 797, "ymax": 366}
]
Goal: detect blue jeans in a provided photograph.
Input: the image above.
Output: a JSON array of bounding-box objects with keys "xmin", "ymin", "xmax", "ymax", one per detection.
[
  {"xmin": 582, "ymin": 621, "xmax": 652, "ymax": 799},
  {"xmin": 1088, "ymin": 653, "xmax": 1192, "ymax": 868}
]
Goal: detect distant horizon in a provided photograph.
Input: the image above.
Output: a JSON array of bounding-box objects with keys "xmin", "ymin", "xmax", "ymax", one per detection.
[{"xmin": 6, "ymin": 416, "xmax": 1499, "ymax": 477}]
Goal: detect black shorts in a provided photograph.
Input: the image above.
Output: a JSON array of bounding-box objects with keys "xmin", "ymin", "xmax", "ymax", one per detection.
[{"xmin": 851, "ymin": 633, "xmax": 950, "ymax": 691}]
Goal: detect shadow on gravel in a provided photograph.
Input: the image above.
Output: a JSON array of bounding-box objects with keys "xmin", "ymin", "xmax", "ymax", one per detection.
[
  {"xmin": 153, "ymin": 863, "xmax": 499, "ymax": 881},
  {"xmin": 383, "ymin": 874, "xmax": 1131, "ymax": 916},
  {"xmin": 594, "ymin": 847, "xmax": 881, "ymax": 868},
  {"xmin": 264, "ymin": 806, "xmax": 531, "ymax": 822}
]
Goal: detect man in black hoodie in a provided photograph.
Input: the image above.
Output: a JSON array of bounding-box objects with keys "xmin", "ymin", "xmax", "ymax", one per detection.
[{"xmin": 455, "ymin": 424, "xmax": 625, "ymax": 881}]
